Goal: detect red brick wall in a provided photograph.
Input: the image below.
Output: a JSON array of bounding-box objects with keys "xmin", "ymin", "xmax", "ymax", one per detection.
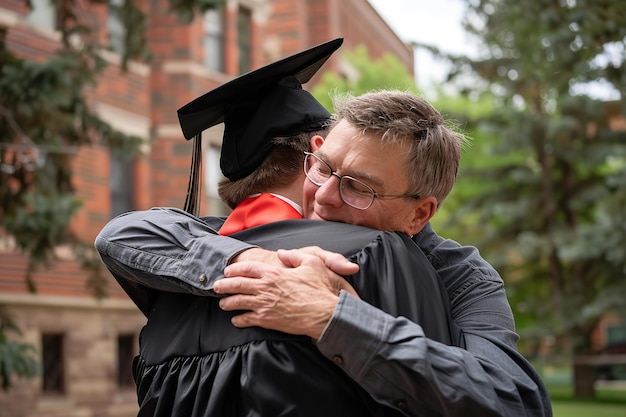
[
  {"xmin": 71, "ymin": 146, "xmax": 112, "ymax": 242},
  {"xmin": 0, "ymin": 252, "xmax": 129, "ymax": 299},
  {"xmin": 4, "ymin": 20, "xmax": 62, "ymax": 61},
  {"xmin": 336, "ymin": 0, "xmax": 413, "ymax": 68},
  {"xmin": 2, "ymin": 0, "xmax": 25, "ymax": 14},
  {"xmin": 265, "ymin": 0, "xmax": 414, "ymax": 86}
]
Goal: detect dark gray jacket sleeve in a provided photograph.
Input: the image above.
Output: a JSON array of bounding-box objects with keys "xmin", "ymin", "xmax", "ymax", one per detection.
[
  {"xmin": 315, "ymin": 225, "xmax": 552, "ymax": 417},
  {"xmin": 316, "ymin": 292, "xmax": 551, "ymax": 417},
  {"xmin": 95, "ymin": 207, "xmax": 256, "ymax": 313}
]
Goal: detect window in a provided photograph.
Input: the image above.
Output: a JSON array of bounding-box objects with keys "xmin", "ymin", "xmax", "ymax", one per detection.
[
  {"xmin": 42, "ymin": 333, "xmax": 64, "ymax": 393},
  {"xmin": 607, "ymin": 325, "xmax": 626, "ymax": 345},
  {"xmin": 205, "ymin": 145, "xmax": 229, "ymax": 216},
  {"xmin": 117, "ymin": 334, "xmax": 135, "ymax": 387},
  {"xmin": 203, "ymin": 8, "xmax": 224, "ymax": 71},
  {"xmin": 237, "ymin": 6, "xmax": 252, "ymax": 74},
  {"xmin": 27, "ymin": 0, "xmax": 57, "ymax": 31},
  {"xmin": 110, "ymin": 155, "xmax": 135, "ymax": 217},
  {"xmin": 107, "ymin": 0, "xmax": 126, "ymax": 55}
]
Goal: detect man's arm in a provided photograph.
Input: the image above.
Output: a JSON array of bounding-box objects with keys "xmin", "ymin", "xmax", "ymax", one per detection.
[
  {"xmin": 316, "ymin": 288, "xmax": 551, "ymax": 417},
  {"xmin": 95, "ymin": 207, "xmax": 256, "ymax": 291},
  {"xmin": 95, "ymin": 208, "xmax": 358, "ymax": 314},
  {"xmin": 95, "ymin": 207, "xmax": 256, "ymax": 313},
  {"xmin": 322, "ymin": 226, "xmax": 551, "ymax": 416}
]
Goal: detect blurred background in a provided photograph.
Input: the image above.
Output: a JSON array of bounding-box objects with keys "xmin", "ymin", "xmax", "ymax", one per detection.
[{"xmin": 0, "ymin": 0, "xmax": 624, "ymax": 416}]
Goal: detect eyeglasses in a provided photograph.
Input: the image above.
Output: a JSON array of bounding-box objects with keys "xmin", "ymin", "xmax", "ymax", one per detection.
[{"xmin": 303, "ymin": 152, "xmax": 420, "ymax": 210}]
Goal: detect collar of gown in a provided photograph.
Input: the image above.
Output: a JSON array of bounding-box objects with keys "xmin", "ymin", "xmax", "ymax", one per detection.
[{"xmin": 219, "ymin": 193, "xmax": 303, "ymax": 235}]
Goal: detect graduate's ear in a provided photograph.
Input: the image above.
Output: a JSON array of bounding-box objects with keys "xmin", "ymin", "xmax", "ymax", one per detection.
[
  {"xmin": 406, "ymin": 196, "xmax": 437, "ymax": 236},
  {"xmin": 310, "ymin": 134, "xmax": 324, "ymax": 151}
]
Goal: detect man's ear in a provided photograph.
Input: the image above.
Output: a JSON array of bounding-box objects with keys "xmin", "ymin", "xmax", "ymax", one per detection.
[
  {"xmin": 407, "ymin": 196, "xmax": 437, "ymax": 236},
  {"xmin": 310, "ymin": 135, "xmax": 324, "ymax": 151}
]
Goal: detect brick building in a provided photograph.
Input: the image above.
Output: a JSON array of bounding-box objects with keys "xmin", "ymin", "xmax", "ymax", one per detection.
[{"xmin": 0, "ymin": 0, "xmax": 413, "ymax": 415}]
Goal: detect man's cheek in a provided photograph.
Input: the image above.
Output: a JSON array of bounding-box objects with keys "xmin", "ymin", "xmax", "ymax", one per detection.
[{"xmin": 302, "ymin": 190, "xmax": 316, "ymax": 218}]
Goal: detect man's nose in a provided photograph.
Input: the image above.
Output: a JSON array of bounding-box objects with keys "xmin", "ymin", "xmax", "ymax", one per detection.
[{"xmin": 316, "ymin": 175, "xmax": 344, "ymax": 207}]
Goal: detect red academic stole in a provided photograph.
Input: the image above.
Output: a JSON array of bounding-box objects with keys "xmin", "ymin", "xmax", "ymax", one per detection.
[{"xmin": 219, "ymin": 193, "xmax": 303, "ymax": 236}]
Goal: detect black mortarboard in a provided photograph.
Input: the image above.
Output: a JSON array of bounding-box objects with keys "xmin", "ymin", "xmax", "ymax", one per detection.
[{"xmin": 178, "ymin": 38, "xmax": 343, "ymax": 182}]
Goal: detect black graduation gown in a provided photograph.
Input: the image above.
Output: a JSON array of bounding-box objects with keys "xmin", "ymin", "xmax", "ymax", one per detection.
[{"xmin": 133, "ymin": 220, "xmax": 460, "ymax": 416}]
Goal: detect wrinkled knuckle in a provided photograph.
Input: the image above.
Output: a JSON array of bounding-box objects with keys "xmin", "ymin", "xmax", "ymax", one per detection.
[
  {"xmin": 264, "ymin": 269, "xmax": 282, "ymax": 282},
  {"xmin": 241, "ymin": 314, "xmax": 255, "ymax": 326}
]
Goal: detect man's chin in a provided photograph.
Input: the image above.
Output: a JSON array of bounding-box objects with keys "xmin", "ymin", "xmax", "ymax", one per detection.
[
  {"xmin": 308, "ymin": 210, "xmax": 338, "ymax": 222},
  {"xmin": 308, "ymin": 212, "xmax": 326, "ymax": 221},
  {"xmin": 310, "ymin": 212, "xmax": 351, "ymax": 225}
]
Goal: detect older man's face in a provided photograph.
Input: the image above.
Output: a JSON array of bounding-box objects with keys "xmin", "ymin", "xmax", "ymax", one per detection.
[{"xmin": 303, "ymin": 120, "xmax": 418, "ymax": 235}]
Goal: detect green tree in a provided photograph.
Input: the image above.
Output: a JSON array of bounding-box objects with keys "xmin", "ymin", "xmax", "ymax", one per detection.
[
  {"xmin": 311, "ymin": 44, "xmax": 418, "ymax": 110},
  {"xmin": 0, "ymin": 308, "xmax": 38, "ymax": 391},
  {"xmin": 439, "ymin": 0, "xmax": 626, "ymax": 355},
  {"xmin": 425, "ymin": 93, "xmax": 498, "ymax": 240}
]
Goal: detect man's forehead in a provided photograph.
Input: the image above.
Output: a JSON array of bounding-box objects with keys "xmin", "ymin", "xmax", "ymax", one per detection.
[
  {"xmin": 326, "ymin": 119, "xmax": 364, "ymax": 141},
  {"xmin": 321, "ymin": 120, "xmax": 367, "ymax": 157},
  {"xmin": 319, "ymin": 126, "xmax": 408, "ymax": 190}
]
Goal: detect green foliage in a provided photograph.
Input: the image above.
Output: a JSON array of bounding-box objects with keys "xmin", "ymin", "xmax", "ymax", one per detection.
[
  {"xmin": 441, "ymin": 0, "xmax": 626, "ymax": 353},
  {"xmin": 3, "ymin": 193, "xmax": 82, "ymax": 290},
  {"xmin": 75, "ymin": 240, "xmax": 111, "ymax": 300},
  {"xmin": 114, "ymin": 0, "xmax": 152, "ymax": 67},
  {"xmin": 548, "ymin": 380, "xmax": 626, "ymax": 417},
  {"xmin": 428, "ymin": 94, "xmax": 498, "ymax": 237},
  {"xmin": 0, "ymin": 31, "xmax": 143, "ymax": 280},
  {"xmin": 168, "ymin": 0, "xmax": 226, "ymax": 23},
  {"xmin": 311, "ymin": 45, "xmax": 418, "ymax": 110},
  {"xmin": 0, "ymin": 307, "xmax": 38, "ymax": 391}
]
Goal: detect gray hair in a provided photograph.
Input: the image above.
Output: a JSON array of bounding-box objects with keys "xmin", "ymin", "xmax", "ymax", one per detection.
[{"xmin": 331, "ymin": 90, "xmax": 468, "ymax": 206}]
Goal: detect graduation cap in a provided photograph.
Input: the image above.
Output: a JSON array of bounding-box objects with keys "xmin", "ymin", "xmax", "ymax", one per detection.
[{"xmin": 178, "ymin": 38, "xmax": 343, "ymax": 215}]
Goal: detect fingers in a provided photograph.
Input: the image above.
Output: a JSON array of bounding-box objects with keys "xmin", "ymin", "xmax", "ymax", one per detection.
[
  {"xmin": 281, "ymin": 247, "xmax": 359, "ymax": 275},
  {"xmin": 275, "ymin": 248, "xmax": 359, "ymax": 298},
  {"xmin": 229, "ymin": 311, "xmax": 257, "ymax": 328},
  {"xmin": 231, "ymin": 248, "xmax": 282, "ymax": 267},
  {"xmin": 218, "ymin": 292, "xmax": 256, "ymax": 311},
  {"xmin": 224, "ymin": 260, "xmax": 267, "ymax": 279},
  {"xmin": 215, "ymin": 252, "xmax": 343, "ymax": 339},
  {"xmin": 213, "ymin": 276, "xmax": 259, "ymax": 295},
  {"xmin": 275, "ymin": 248, "xmax": 308, "ymax": 268},
  {"xmin": 338, "ymin": 281, "xmax": 360, "ymax": 298},
  {"xmin": 231, "ymin": 247, "xmax": 360, "ymax": 276},
  {"xmin": 324, "ymin": 252, "xmax": 359, "ymax": 275}
]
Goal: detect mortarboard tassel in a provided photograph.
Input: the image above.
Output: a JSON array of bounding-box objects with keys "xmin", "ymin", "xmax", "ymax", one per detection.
[{"xmin": 183, "ymin": 133, "xmax": 202, "ymax": 216}]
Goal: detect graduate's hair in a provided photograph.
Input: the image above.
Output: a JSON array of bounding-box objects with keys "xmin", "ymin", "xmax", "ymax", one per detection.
[
  {"xmin": 218, "ymin": 128, "xmax": 328, "ymax": 209},
  {"xmin": 331, "ymin": 90, "xmax": 468, "ymax": 207}
]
